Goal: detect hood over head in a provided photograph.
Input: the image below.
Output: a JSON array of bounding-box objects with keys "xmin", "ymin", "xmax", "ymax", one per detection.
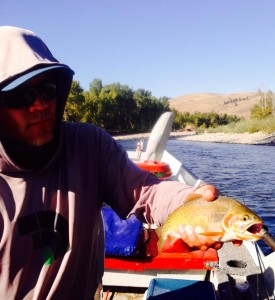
[
  {"xmin": 0, "ymin": 26, "xmax": 75, "ymax": 173},
  {"xmin": 0, "ymin": 26, "xmax": 74, "ymax": 91}
]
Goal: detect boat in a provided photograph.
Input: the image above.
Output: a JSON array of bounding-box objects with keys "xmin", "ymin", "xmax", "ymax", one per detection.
[{"xmin": 100, "ymin": 112, "xmax": 275, "ymax": 300}]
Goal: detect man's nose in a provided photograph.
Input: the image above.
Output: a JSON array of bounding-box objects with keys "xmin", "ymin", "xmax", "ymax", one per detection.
[{"xmin": 28, "ymin": 95, "xmax": 49, "ymax": 112}]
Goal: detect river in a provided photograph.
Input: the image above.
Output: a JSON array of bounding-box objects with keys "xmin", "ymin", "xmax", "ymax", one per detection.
[{"xmin": 118, "ymin": 138, "xmax": 275, "ymax": 255}]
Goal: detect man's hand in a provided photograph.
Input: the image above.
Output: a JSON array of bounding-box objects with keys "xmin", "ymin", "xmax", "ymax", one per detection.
[{"xmin": 179, "ymin": 224, "xmax": 223, "ymax": 251}]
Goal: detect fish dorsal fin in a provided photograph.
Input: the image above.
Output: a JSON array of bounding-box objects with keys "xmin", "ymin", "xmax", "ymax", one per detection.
[{"xmin": 185, "ymin": 194, "xmax": 202, "ymax": 203}]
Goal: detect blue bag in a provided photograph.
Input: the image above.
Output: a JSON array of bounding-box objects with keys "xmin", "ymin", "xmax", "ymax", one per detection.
[{"xmin": 102, "ymin": 207, "xmax": 144, "ymax": 256}]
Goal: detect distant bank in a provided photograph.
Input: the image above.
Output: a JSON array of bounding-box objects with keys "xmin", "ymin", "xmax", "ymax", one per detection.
[
  {"xmin": 113, "ymin": 131, "xmax": 275, "ymax": 145},
  {"xmin": 169, "ymin": 92, "xmax": 259, "ymax": 119}
]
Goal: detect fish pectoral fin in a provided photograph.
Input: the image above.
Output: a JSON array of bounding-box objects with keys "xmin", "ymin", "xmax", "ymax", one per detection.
[
  {"xmin": 198, "ymin": 232, "xmax": 224, "ymax": 237},
  {"xmin": 161, "ymin": 235, "xmax": 191, "ymax": 253},
  {"xmin": 167, "ymin": 232, "xmax": 181, "ymax": 242}
]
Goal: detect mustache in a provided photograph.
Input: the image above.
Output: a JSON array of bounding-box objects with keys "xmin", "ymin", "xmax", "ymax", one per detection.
[{"xmin": 28, "ymin": 111, "xmax": 55, "ymax": 125}]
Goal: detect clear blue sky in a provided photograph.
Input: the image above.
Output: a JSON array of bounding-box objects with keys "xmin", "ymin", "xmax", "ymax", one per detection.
[{"xmin": 2, "ymin": 0, "xmax": 275, "ymax": 98}]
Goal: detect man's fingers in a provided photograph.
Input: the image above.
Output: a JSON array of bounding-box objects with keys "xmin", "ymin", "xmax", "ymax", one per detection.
[
  {"xmin": 179, "ymin": 224, "xmax": 225, "ymax": 250},
  {"xmin": 195, "ymin": 185, "xmax": 218, "ymax": 202},
  {"xmin": 184, "ymin": 225, "xmax": 197, "ymax": 246}
]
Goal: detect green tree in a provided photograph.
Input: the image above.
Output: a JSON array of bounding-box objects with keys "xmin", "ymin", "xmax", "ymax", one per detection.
[
  {"xmin": 64, "ymin": 81, "xmax": 85, "ymax": 122},
  {"xmin": 80, "ymin": 92, "xmax": 98, "ymax": 124},
  {"xmin": 89, "ymin": 78, "xmax": 102, "ymax": 96},
  {"xmin": 106, "ymin": 83, "xmax": 136, "ymax": 132},
  {"xmin": 91, "ymin": 83, "xmax": 136, "ymax": 132},
  {"xmin": 251, "ymin": 89, "xmax": 274, "ymax": 119},
  {"xmin": 171, "ymin": 110, "xmax": 240, "ymax": 130},
  {"xmin": 133, "ymin": 89, "xmax": 169, "ymax": 132},
  {"xmin": 65, "ymin": 78, "xmax": 171, "ymax": 133}
]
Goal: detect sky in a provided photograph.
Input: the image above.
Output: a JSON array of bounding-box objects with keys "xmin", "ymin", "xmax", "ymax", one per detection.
[{"xmin": 1, "ymin": 0, "xmax": 275, "ymax": 99}]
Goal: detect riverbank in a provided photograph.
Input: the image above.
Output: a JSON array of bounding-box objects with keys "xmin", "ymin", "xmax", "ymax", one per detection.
[{"xmin": 113, "ymin": 131, "xmax": 275, "ymax": 145}]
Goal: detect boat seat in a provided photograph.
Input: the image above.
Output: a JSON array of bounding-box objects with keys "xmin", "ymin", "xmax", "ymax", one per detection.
[
  {"xmin": 103, "ymin": 222, "xmax": 218, "ymax": 288},
  {"xmin": 103, "ymin": 212, "xmax": 219, "ymax": 272}
]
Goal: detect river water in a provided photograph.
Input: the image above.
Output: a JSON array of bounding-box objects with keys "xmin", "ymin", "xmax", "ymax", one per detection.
[{"xmin": 118, "ymin": 138, "xmax": 275, "ymax": 255}]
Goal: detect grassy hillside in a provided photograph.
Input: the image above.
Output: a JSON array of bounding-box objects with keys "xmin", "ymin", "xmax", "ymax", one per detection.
[{"xmin": 169, "ymin": 92, "xmax": 260, "ymax": 119}]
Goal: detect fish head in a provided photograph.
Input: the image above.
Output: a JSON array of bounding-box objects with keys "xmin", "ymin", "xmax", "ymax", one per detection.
[{"xmin": 223, "ymin": 204, "xmax": 263, "ymax": 242}]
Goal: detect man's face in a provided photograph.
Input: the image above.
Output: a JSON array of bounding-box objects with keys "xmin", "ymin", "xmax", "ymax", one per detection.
[{"xmin": 0, "ymin": 74, "xmax": 57, "ymax": 147}]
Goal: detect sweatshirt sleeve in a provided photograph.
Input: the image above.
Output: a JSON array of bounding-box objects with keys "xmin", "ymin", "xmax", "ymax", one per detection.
[
  {"xmin": 99, "ymin": 129, "xmax": 201, "ymax": 226},
  {"xmin": 128, "ymin": 179, "xmax": 198, "ymax": 226}
]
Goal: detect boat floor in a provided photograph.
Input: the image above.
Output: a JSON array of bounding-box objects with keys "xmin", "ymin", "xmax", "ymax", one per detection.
[
  {"xmin": 102, "ymin": 287, "xmax": 147, "ymax": 300},
  {"xmin": 101, "ymin": 242, "xmax": 273, "ymax": 300},
  {"xmin": 215, "ymin": 242, "xmax": 271, "ymax": 300}
]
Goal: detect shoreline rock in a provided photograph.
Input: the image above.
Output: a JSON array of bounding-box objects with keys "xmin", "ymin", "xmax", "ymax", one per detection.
[{"xmin": 113, "ymin": 131, "xmax": 275, "ymax": 145}]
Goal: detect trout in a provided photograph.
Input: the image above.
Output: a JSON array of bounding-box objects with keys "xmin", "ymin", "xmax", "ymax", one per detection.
[{"xmin": 156, "ymin": 194, "xmax": 263, "ymax": 252}]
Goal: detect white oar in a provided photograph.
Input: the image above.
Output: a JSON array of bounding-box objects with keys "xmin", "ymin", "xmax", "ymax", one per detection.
[{"xmin": 145, "ymin": 112, "xmax": 174, "ymax": 161}]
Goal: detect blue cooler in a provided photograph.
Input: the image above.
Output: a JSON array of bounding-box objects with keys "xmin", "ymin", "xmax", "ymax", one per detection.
[{"xmin": 146, "ymin": 278, "xmax": 217, "ymax": 300}]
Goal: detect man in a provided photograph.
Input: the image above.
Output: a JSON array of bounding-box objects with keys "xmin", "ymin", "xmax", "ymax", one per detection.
[{"xmin": 0, "ymin": 26, "xmax": 218, "ymax": 299}]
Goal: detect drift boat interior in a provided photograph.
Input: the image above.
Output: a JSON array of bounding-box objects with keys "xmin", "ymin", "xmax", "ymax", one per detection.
[{"xmin": 101, "ymin": 112, "xmax": 275, "ymax": 300}]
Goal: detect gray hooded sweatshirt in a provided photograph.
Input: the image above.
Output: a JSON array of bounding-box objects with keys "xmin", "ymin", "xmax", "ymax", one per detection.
[{"xmin": 0, "ymin": 26, "xmax": 198, "ymax": 299}]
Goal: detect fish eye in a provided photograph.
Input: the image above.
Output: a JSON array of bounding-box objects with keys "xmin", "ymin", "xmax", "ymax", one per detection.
[{"xmin": 242, "ymin": 214, "xmax": 250, "ymax": 221}]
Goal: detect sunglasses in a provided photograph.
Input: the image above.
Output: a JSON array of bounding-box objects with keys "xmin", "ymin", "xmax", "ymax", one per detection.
[{"xmin": 0, "ymin": 80, "xmax": 58, "ymax": 109}]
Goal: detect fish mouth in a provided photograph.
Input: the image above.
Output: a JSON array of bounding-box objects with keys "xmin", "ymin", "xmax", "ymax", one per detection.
[
  {"xmin": 238, "ymin": 223, "xmax": 263, "ymax": 240},
  {"xmin": 246, "ymin": 223, "xmax": 263, "ymax": 234}
]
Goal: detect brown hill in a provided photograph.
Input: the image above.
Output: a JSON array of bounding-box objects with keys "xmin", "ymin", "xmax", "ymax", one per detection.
[{"xmin": 169, "ymin": 92, "xmax": 260, "ymax": 119}]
